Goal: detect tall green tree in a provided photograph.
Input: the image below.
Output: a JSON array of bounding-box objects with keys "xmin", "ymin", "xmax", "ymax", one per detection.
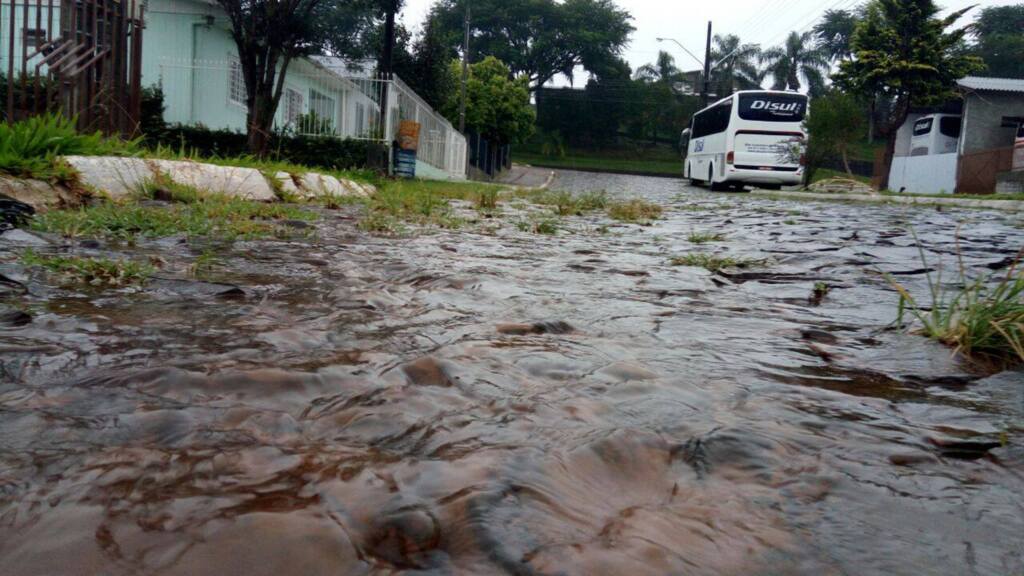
[
  {"xmin": 813, "ymin": 8, "xmax": 860, "ymax": 62},
  {"xmin": 834, "ymin": 0, "xmax": 984, "ymax": 189},
  {"xmin": 710, "ymin": 34, "xmax": 763, "ymax": 96},
  {"xmin": 217, "ymin": 0, "xmax": 382, "ymax": 154},
  {"xmin": 805, "ymin": 91, "xmax": 866, "ymax": 178},
  {"xmin": 443, "ymin": 57, "xmax": 535, "ymax": 145},
  {"xmin": 760, "ymin": 31, "xmax": 830, "ymax": 94},
  {"xmin": 428, "ymin": 0, "xmax": 633, "ymax": 90},
  {"xmin": 971, "ymin": 4, "xmax": 1024, "ymax": 79}
]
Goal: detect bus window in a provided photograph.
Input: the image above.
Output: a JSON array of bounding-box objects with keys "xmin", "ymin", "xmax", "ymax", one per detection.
[
  {"xmin": 939, "ymin": 116, "xmax": 961, "ymax": 138},
  {"xmin": 737, "ymin": 93, "xmax": 806, "ymax": 122},
  {"xmin": 913, "ymin": 118, "xmax": 933, "ymax": 136},
  {"xmin": 692, "ymin": 100, "xmax": 732, "ymax": 138}
]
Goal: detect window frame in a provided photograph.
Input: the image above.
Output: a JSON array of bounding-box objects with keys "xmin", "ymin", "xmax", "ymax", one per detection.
[{"xmin": 228, "ymin": 60, "xmax": 246, "ymax": 108}]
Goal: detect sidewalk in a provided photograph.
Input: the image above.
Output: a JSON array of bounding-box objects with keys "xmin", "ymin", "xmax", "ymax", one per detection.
[{"xmin": 494, "ymin": 163, "xmax": 555, "ymax": 189}]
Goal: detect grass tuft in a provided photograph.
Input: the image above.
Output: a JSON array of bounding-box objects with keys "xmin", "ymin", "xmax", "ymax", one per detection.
[
  {"xmin": 607, "ymin": 198, "xmax": 662, "ymax": 223},
  {"xmin": 670, "ymin": 253, "xmax": 762, "ymax": 272},
  {"xmin": 687, "ymin": 231, "xmax": 726, "ymax": 244},
  {"xmin": 21, "ymin": 249, "xmax": 153, "ymax": 287},
  {"xmin": 887, "ymin": 236, "xmax": 1024, "ymax": 367}
]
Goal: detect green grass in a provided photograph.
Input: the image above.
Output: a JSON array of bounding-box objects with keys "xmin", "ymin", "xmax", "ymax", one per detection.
[
  {"xmin": 516, "ymin": 216, "xmax": 560, "ymax": 235},
  {"xmin": 517, "ymin": 189, "xmax": 609, "ymax": 216},
  {"xmin": 607, "ymin": 198, "xmax": 663, "ymax": 223},
  {"xmin": 887, "ymin": 239, "xmax": 1024, "ymax": 367},
  {"xmin": 31, "ymin": 194, "xmax": 316, "ymax": 241},
  {"xmin": 687, "ymin": 231, "xmax": 726, "ymax": 244},
  {"xmin": 20, "ymin": 249, "xmax": 153, "ymax": 287},
  {"xmin": 356, "ymin": 178, "xmax": 495, "ymax": 232},
  {"xmin": 0, "ymin": 114, "xmax": 141, "ymax": 181},
  {"xmin": 670, "ymin": 253, "xmax": 763, "ymax": 272}
]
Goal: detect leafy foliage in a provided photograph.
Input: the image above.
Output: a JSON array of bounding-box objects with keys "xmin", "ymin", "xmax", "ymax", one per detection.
[
  {"xmin": 805, "ymin": 91, "xmax": 867, "ymax": 179},
  {"xmin": 813, "ymin": 9, "xmax": 861, "ymax": 62},
  {"xmin": 710, "ymin": 35, "xmax": 764, "ymax": 97},
  {"xmin": 760, "ymin": 31, "xmax": 830, "ymax": 95},
  {"xmin": 428, "ymin": 0, "xmax": 633, "ymax": 90},
  {"xmin": 0, "ymin": 114, "xmax": 141, "ymax": 181},
  {"xmin": 970, "ymin": 5, "xmax": 1024, "ymax": 79},
  {"xmin": 833, "ymin": 0, "xmax": 985, "ymax": 189},
  {"xmin": 444, "ymin": 57, "xmax": 535, "ymax": 145}
]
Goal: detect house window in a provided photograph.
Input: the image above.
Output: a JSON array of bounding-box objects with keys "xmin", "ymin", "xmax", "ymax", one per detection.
[
  {"xmin": 228, "ymin": 61, "xmax": 246, "ymax": 106},
  {"xmin": 284, "ymin": 87, "xmax": 304, "ymax": 127},
  {"xmin": 308, "ymin": 89, "xmax": 336, "ymax": 133}
]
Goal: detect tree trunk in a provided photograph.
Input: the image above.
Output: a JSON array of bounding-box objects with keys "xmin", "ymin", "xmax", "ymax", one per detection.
[
  {"xmin": 867, "ymin": 98, "xmax": 876, "ymax": 143},
  {"xmin": 840, "ymin": 145, "xmax": 852, "ymax": 175},
  {"xmin": 876, "ymin": 97, "xmax": 909, "ymax": 191}
]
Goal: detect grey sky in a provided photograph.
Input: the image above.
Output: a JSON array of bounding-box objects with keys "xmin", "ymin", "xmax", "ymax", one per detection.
[{"xmin": 398, "ymin": 0, "xmax": 1016, "ymax": 86}]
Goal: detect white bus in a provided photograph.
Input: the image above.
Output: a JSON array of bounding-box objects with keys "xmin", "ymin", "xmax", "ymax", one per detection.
[
  {"xmin": 909, "ymin": 113, "xmax": 961, "ymax": 156},
  {"xmin": 682, "ymin": 90, "xmax": 808, "ymax": 190}
]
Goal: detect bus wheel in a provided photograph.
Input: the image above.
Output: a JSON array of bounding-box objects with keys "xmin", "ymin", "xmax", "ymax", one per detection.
[{"xmin": 708, "ymin": 166, "xmax": 726, "ymax": 191}]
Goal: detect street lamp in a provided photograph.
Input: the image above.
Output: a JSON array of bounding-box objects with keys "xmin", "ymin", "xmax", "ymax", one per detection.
[{"xmin": 655, "ymin": 37, "xmax": 704, "ymax": 69}]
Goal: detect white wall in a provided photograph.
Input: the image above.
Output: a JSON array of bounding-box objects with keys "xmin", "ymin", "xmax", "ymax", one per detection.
[{"xmin": 888, "ymin": 153, "xmax": 958, "ymax": 194}]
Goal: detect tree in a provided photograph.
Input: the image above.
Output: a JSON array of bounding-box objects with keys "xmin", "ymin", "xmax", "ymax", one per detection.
[
  {"xmin": 635, "ymin": 51, "xmax": 681, "ymax": 85},
  {"xmin": 813, "ymin": 9, "xmax": 860, "ymax": 62},
  {"xmin": 428, "ymin": 0, "xmax": 633, "ymax": 90},
  {"xmin": 443, "ymin": 57, "xmax": 535, "ymax": 145},
  {"xmin": 760, "ymin": 31, "xmax": 830, "ymax": 95},
  {"xmin": 710, "ymin": 34, "xmax": 763, "ymax": 97},
  {"xmin": 805, "ymin": 91, "xmax": 866, "ymax": 179},
  {"xmin": 833, "ymin": 0, "xmax": 984, "ymax": 189},
  {"xmin": 216, "ymin": 0, "xmax": 381, "ymax": 155},
  {"xmin": 971, "ymin": 5, "xmax": 1024, "ymax": 79}
]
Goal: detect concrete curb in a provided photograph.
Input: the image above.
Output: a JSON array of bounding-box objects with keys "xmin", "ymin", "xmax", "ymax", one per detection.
[{"xmin": 750, "ymin": 189, "xmax": 1024, "ymax": 211}]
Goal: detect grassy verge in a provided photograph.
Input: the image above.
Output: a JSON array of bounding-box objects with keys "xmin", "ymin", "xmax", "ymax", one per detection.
[
  {"xmin": 20, "ymin": 249, "xmax": 153, "ymax": 287},
  {"xmin": 32, "ymin": 181, "xmax": 317, "ymax": 241}
]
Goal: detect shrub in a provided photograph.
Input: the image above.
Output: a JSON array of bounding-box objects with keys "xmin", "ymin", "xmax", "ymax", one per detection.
[{"xmin": 0, "ymin": 114, "xmax": 141, "ymax": 180}]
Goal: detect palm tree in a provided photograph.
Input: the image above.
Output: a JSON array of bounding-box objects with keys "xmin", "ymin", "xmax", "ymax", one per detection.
[
  {"xmin": 759, "ymin": 31, "xmax": 830, "ymax": 94},
  {"xmin": 635, "ymin": 50, "xmax": 681, "ymax": 85},
  {"xmin": 710, "ymin": 34, "xmax": 763, "ymax": 96},
  {"xmin": 813, "ymin": 8, "xmax": 860, "ymax": 62}
]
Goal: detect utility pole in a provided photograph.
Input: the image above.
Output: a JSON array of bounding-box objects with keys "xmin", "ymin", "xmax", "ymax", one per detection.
[
  {"xmin": 380, "ymin": 0, "xmax": 397, "ymax": 129},
  {"xmin": 701, "ymin": 20, "xmax": 712, "ymax": 108},
  {"xmin": 459, "ymin": 0, "xmax": 470, "ymax": 134}
]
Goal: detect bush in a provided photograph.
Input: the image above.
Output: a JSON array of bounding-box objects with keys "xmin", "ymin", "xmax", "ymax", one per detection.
[
  {"xmin": 0, "ymin": 114, "xmax": 141, "ymax": 180},
  {"xmin": 138, "ymin": 85, "xmax": 377, "ymax": 171}
]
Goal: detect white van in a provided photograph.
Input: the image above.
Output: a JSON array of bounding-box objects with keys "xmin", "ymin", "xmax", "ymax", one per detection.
[
  {"xmin": 684, "ymin": 90, "xmax": 807, "ymax": 191},
  {"xmin": 909, "ymin": 114, "xmax": 961, "ymax": 156}
]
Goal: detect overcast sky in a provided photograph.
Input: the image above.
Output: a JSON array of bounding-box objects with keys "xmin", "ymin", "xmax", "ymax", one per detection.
[{"xmin": 398, "ymin": 0, "xmax": 1018, "ymax": 86}]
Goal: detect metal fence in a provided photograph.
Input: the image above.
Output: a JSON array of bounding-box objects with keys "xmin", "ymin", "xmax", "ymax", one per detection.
[
  {"xmin": 156, "ymin": 58, "xmax": 467, "ymax": 179},
  {"xmin": 2, "ymin": 0, "xmax": 144, "ymax": 135}
]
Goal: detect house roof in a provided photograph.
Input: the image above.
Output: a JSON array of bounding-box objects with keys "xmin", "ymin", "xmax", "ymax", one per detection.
[{"xmin": 957, "ymin": 76, "xmax": 1024, "ymax": 93}]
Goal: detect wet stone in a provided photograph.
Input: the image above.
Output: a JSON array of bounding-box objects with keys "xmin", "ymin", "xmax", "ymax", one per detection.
[{"xmin": 402, "ymin": 356, "xmax": 455, "ymax": 387}]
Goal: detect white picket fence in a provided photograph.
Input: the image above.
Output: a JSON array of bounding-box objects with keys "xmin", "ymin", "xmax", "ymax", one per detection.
[{"xmin": 157, "ymin": 58, "xmax": 467, "ymax": 180}]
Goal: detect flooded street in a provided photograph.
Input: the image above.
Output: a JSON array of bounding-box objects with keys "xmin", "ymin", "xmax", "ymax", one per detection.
[{"xmin": 1, "ymin": 170, "xmax": 1023, "ymax": 575}]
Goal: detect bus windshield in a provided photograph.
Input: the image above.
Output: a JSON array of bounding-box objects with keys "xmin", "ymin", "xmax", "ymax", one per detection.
[{"xmin": 737, "ymin": 93, "xmax": 806, "ymax": 122}]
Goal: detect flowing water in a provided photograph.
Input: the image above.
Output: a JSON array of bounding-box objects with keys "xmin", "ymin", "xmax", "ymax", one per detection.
[{"xmin": 1, "ymin": 171, "xmax": 1023, "ymax": 575}]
